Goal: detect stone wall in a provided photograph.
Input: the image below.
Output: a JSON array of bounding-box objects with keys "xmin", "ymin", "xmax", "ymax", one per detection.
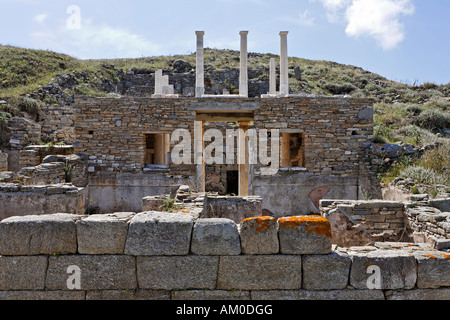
[
  {"xmin": 0, "ymin": 212, "xmax": 448, "ymax": 300},
  {"xmin": 7, "ymin": 117, "xmax": 41, "ymax": 150},
  {"xmin": 74, "ymin": 95, "xmax": 375, "ymax": 215},
  {"xmin": 406, "ymin": 204, "xmax": 450, "ymax": 243},
  {"xmin": 0, "ymin": 184, "xmax": 85, "ymax": 220},
  {"xmin": 320, "ymin": 200, "xmax": 410, "ymax": 247},
  {"xmin": 39, "ymin": 104, "xmax": 75, "ymax": 144},
  {"xmin": 87, "ymin": 173, "xmax": 195, "ymax": 213},
  {"xmin": 74, "ymin": 95, "xmax": 373, "ymax": 177},
  {"xmin": 320, "ymin": 199, "xmax": 450, "ymax": 248}
]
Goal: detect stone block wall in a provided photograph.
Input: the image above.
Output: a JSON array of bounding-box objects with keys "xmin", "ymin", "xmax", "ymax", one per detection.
[
  {"xmin": 74, "ymin": 96, "xmax": 373, "ymax": 178},
  {"xmin": 254, "ymin": 97, "xmax": 374, "ymax": 177},
  {"xmin": 406, "ymin": 205, "xmax": 450, "ymax": 241},
  {"xmin": 0, "ymin": 212, "xmax": 448, "ymax": 300},
  {"xmin": 39, "ymin": 104, "xmax": 75, "ymax": 144},
  {"xmin": 74, "ymin": 96, "xmax": 196, "ymax": 176},
  {"xmin": 0, "ymin": 184, "xmax": 85, "ymax": 220},
  {"xmin": 7, "ymin": 117, "xmax": 41, "ymax": 150},
  {"xmin": 320, "ymin": 200, "xmax": 410, "ymax": 246}
]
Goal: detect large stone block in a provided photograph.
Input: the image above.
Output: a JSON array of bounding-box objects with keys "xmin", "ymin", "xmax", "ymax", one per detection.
[
  {"xmin": 124, "ymin": 212, "xmax": 194, "ymax": 256},
  {"xmin": 217, "ymin": 256, "xmax": 302, "ymax": 290},
  {"xmin": 0, "ymin": 291, "xmax": 85, "ymax": 300},
  {"xmin": 239, "ymin": 216, "xmax": 279, "ymax": 255},
  {"xmin": 86, "ymin": 290, "xmax": 170, "ymax": 300},
  {"xmin": 303, "ymin": 251, "xmax": 352, "ymax": 290},
  {"xmin": 278, "ymin": 216, "xmax": 332, "ymax": 255},
  {"xmin": 203, "ymin": 195, "xmax": 262, "ymax": 224},
  {"xmin": 414, "ymin": 251, "xmax": 450, "ymax": 289},
  {"xmin": 46, "ymin": 255, "xmax": 137, "ymax": 291},
  {"xmin": 251, "ymin": 289, "xmax": 385, "ymax": 300},
  {"xmin": 0, "ymin": 256, "xmax": 48, "ymax": 290},
  {"xmin": 77, "ymin": 212, "xmax": 135, "ymax": 254},
  {"xmin": 387, "ymin": 288, "xmax": 450, "ymax": 300},
  {"xmin": 0, "ymin": 214, "xmax": 80, "ymax": 255},
  {"xmin": 349, "ymin": 250, "xmax": 417, "ymax": 290},
  {"xmin": 191, "ymin": 218, "xmax": 241, "ymax": 255},
  {"xmin": 137, "ymin": 256, "xmax": 219, "ymax": 290},
  {"xmin": 172, "ymin": 290, "xmax": 251, "ymax": 300}
]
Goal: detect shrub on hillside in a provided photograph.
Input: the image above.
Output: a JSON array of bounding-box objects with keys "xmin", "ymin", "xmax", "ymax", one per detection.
[
  {"xmin": 18, "ymin": 97, "xmax": 42, "ymax": 117},
  {"xmin": 413, "ymin": 108, "xmax": 449, "ymax": 132},
  {"xmin": 400, "ymin": 166, "xmax": 448, "ymax": 186},
  {"xmin": 323, "ymin": 82, "xmax": 357, "ymax": 95},
  {"xmin": 396, "ymin": 125, "xmax": 439, "ymax": 145}
]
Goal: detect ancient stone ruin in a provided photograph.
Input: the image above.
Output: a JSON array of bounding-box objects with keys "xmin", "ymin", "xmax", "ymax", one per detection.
[{"xmin": 0, "ymin": 31, "xmax": 449, "ymax": 300}]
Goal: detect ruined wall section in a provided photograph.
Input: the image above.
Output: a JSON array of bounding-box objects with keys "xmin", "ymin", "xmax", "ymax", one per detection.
[
  {"xmin": 74, "ymin": 96, "xmax": 373, "ymax": 176},
  {"xmin": 256, "ymin": 97, "xmax": 374, "ymax": 177},
  {"xmin": 73, "ymin": 96, "xmax": 376, "ymax": 214},
  {"xmin": 0, "ymin": 213, "xmax": 448, "ymax": 300},
  {"xmin": 0, "ymin": 184, "xmax": 85, "ymax": 220},
  {"xmin": 74, "ymin": 96, "xmax": 196, "ymax": 176}
]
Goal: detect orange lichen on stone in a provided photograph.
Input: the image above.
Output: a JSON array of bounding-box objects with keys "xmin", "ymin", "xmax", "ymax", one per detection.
[
  {"xmin": 442, "ymin": 253, "xmax": 450, "ymax": 259},
  {"xmin": 278, "ymin": 215, "xmax": 332, "ymax": 238},
  {"xmin": 425, "ymin": 254, "xmax": 436, "ymax": 259},
  {"xmin": 241, "ymin": 216, "xmax": 276, "ymax": 233}
]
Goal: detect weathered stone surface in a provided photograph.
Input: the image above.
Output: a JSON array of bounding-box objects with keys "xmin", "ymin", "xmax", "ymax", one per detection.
[
  {"xmin": 349, "ymin": 250, "xmax": 417, "ymax": 290},
  {"xmin": 0, "ymin": 256, "xmax": 48, "ymax": 290},
  {"xmin": 77, "ymin": 212, "xmax": 135, "ymax": 254},
  {"xmin": 0, "ymin": 291, "xmax": 85, "ymax": 300},
  {"xmin": 239, "ymin": 216, "xmax": 279, "ymax": 255},
  {"xmin": 325, "ymin": 208, "xmax": 374, "ymax": 247},
  {"xmin": 414, "ymin": 251, "xmax": 450, "ymax": 289},
  {"xmin": 251, "ymin": 289, "xmax": 385, "ymax": 300},
  {"xmin": 86, "ymin": 290, "xmax": 170, "ymax": 300},
  {"xmin": 142, "ymin": 196, "xmax": 166, "ymax": 212},
  {"xmin": 202, "ymin": 195, "xmax": 262, "ymax": 224},
  {"xmin": 137, "ymin": 256, "xmax": 219, "ymax": 290},
  {"xmin": 0, "ymin": 213, "xmax": 80, "ymax": 255},
  {"xmin": 191, "ymin": 218, "xmax": 241, "ymax": 255},
  {"xmin": 124, "ymin": 212, "xmax": 194, "ymax": 256},
  {"xmin": 172, "ymin": 290, "xmax": 251, "ymax": 300},
  {"xmin": 278, "ymin": 216, "xmax": 332, "ymax": 255},
  {"xmin": 303, "ymin": 251, "xmax": 351, "ymax": 290},
  {"xmin": 386, "ymin": 288, "xmax": 450, "ymax": 300},
  {"xmin": 217, "ymin": 256, "xmax": 302, "ymax": 290},
  {"xmin": 46, "ymin": 255, "xmax": 137, "ymax": 290}
]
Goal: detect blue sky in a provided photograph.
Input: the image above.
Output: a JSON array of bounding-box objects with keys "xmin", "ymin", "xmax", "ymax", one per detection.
[{"xmin": 0, "ymin": 0, "xmax": 449, "ymax": 84}]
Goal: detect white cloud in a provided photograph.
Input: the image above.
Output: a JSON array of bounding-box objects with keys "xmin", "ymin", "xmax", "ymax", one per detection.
[
  {"xmin": 316, "ymin": 0, "xmax": 415, "ymax": 50},
  {"xmin": 30, "ymin": 18, "xmax": 162, "ymax": 59},
  {"xmin": 345, "ymin": 0, "xmax": 415, "ymax": 50},
  {"xmin": 33, "ymin": 13, "xmax": 48, "ymax": 24},
  {"xmin": 316, "ymin": 0, "xmax": 352, "ymax": 22},
  {"xmin": 298, "ymin": 10, "xmax": 316, "ymax": 26}
]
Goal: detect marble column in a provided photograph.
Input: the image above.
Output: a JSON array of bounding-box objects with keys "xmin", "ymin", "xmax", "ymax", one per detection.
[
  {"xmin": 195, "ymin": 31, "xmax": 205, "ymax": 97},
  {"xmin": 279, "ymin": 31, "xmax": 289, "ymax": 96},
  {"xmin": 269, "ymin": 58, "xmax": 277, "ymax": 95},
  {"xmin": 239, "ymin": 31, "xmax": 249, "ymax": 98},
  {"xmin": 154, "ymin": 69, "xmax": 163, "ymax": 95}
]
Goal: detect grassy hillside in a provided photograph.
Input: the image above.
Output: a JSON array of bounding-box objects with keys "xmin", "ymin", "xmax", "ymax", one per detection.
[{"xmin": 0, "ymin": 45, "xmax": 449, "ymax": 192}]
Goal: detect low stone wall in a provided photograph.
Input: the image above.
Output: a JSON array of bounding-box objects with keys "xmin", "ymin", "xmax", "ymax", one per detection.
[
  {"xmin": 320, "ymin": 200, "xmax": 409, "ymax": 247},
  {"xmin": 0, "ymin": 184, "xmax": 85, "ymax": 220},
  {"xmin": 407, "ymin": 205, "xmax": 450, "ymax": 243},
  {"xmin": 0, "ymin": 212, "xmax": 448, "ymax": 300}
]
